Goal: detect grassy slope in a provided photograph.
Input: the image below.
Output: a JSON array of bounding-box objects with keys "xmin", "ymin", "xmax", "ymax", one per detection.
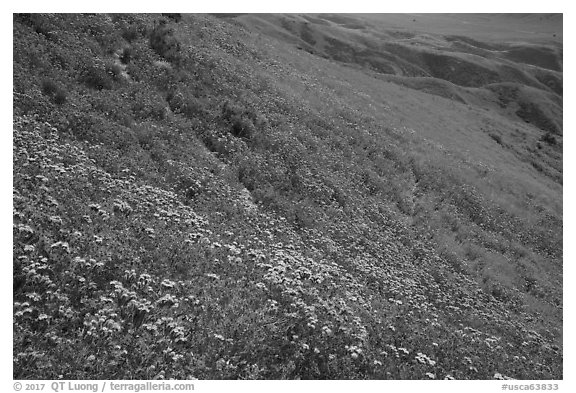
[{"xmin": 13, "ymin": 13, "xmax": 562, "ymax": 379}]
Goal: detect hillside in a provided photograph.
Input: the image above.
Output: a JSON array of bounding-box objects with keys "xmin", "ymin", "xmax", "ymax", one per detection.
[{"xmin": 13, "ymin": 13, "xmax": 562, "ymax": 380}]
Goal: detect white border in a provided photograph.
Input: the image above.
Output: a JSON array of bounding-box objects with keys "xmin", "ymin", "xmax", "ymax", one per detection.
[{"xmin": 3, "ymin": 4, "xmax": 570, "ymax": 392}]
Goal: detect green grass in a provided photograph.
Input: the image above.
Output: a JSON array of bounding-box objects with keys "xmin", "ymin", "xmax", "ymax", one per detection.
[{"xmin": 13, "ymin": 13, "xmax": 562, "ymax": 380}]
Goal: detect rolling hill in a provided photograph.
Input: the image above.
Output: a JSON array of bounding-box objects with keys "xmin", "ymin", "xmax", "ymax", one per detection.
[{"xmin": 13, "ymin": 13, "xmax": 562, "ymax": 380}]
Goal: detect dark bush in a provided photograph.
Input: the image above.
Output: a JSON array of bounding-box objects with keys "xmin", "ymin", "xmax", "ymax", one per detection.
[
  {"xmin": 489, "ymin": 133, "xmax": 502, "ymax": 145},
  {"xmin": 540, "ymin": 132, "xmax": 557, "ymax": 146},
  {"xmin": 221, "ymin": 101, "xmax": 244, "ymax": 121},
  {"xmin": 167, "ymin": 91, "xmax": 207, "ymax": 120},
  {"xmin": 149, "ymin": 21, "xmax": 181, "ymax": 62},
  {"xmin": 120, "ymin": 47, "xmax": 132, "ymax": 64},
  {"xmin": 121, "ymin": 26, "xmax": 139, "ymax": 42},
  {"xmin": 53, "ymin": 89, "xmax": 68, "ymax": 105},
  {"xmin": 41, "ymin": 79, "xmax": 59, "ymax": 96},
  {"xmin": 238, "ymin": 162, "xmax": 258, "ymax": 191},
  {"xmin": 221, "ymin": 101, "xmax": 258, "ymax": 139},
  {"xmin": 531, "ymin": 161, "xmax": 544, "ymax": 172},
  {"xmin": 230, "ymin": 116, "xmax": 255, "ymax": 139},
  {"xmin": 40, "ymin": 79, "xmax": 67, "ymax": 105},
  {"xmin": 79, "ymin": 65, "xmax": 113, "ymax": 90}
]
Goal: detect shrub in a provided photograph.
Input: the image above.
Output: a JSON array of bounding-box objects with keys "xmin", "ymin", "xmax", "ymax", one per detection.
[
  {"xmin": 540, "ymin": 132, "xmax": 557, "ymax": 146},
  {"xmin": 167, "ymin": 91, "xmax": 208, "ymax": 120},
  {"xmin": 120, "ymin": 47, "xmax": 132, "ymax": 64},
  {"xmin": 489, "ymin": 133, "xmax": 502, "ymax": 145},
  {"xmin": 40, "ymin": 78, "xmax": 67, "ymax": 105},
  {"xmin": 53, "ymin": 89, "xmax": 68, "ymax": 105},
  {"xmin": 121, "ymin": 26, "xmax": 139, "ymax": 42},
  {"xmin": 230, "ymin": 116, "xmax": 255, "ymax": 139},
  {"xmin": 149, "ymin": 21, "xmax": 181, "ymax": 63},
  {"xmin": 40, "ymin": 78, "xmax": 59, "ymax": 96},
  {"xmin": 531, "ymin": 161, "xmax": 544, "ymax": 172},
  {"xmin": 221, "ymin": 100, "xmax": 244, "ymax": 121},
  {"xmin": 79, "ymin": 64, "xmax": 113, "ymax": 90},
  {"xmin": 221, "ymin": 101, "xmax": 258, "ymax": 139}
]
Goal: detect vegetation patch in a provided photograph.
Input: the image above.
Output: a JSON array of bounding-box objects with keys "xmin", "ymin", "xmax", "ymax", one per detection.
[{"xmin": 12, "ymin": 13, "xmax": 562, "ymax": 380}]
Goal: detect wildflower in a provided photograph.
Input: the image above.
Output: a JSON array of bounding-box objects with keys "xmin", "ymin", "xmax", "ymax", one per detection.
[
  {"xmin": 17, "ymin": 224, "xmax": 34, "ymax": 235},
  {"xmin": 444, "ymin": 375, "xmax": 455, "ymax": 380},
  {"xmin": 216, "ymin": 358, "xmax": 227, "ymax": 371},
  {"xmin": 415, "ymin": 352, "xmax": 436, "ymax": 366},
  {"xmin": 26, "ymin": 293, "xmax": 41, "ymax": 301},
  {"xmin": 48, "ymin": 216, "xmax": 62, "ymax": 225},
  {"xmin": 144, "ymin": 228, "xmax": 155, "ymax": 238},
  {"xmin": 493, "ymin": 372, "xmax": 514, "ymax": 380},
  {"xmin": 255, "ymin": 282, "xmax": 267, "ymax": 291},
  {"xmin": 321, "ymin": 326, "xmax": 333, "ymax": 336},
  {"xmin": 160, "ymin": 279, "xmax": 176, "ymax": 289},
  {"xmin": 426, "ymin": 372, "xmax": 436, "ymax": 379},
  {"xmin": 398, "ymin": 347, "xmax": 410, "ymax": 355},
  {"xmin": 92, "ymin": 260, "xmax": 105, "ymax": 269},
  {"xmin": 346, "ymin": 345, "xmax": 362, "ymax": 359},
  {"xmin": 156, "ymin": 294, "xmax": 179, "ymax": 308},
  {"xmin": 50, "ymin": 241, "xmax": 70, "ymax": 253}
]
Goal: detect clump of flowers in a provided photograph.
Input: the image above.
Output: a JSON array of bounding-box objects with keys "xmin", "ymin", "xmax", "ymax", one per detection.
[{"xmin": 415, "ymin": 352, "xmax": 436, "ymax": 366}]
